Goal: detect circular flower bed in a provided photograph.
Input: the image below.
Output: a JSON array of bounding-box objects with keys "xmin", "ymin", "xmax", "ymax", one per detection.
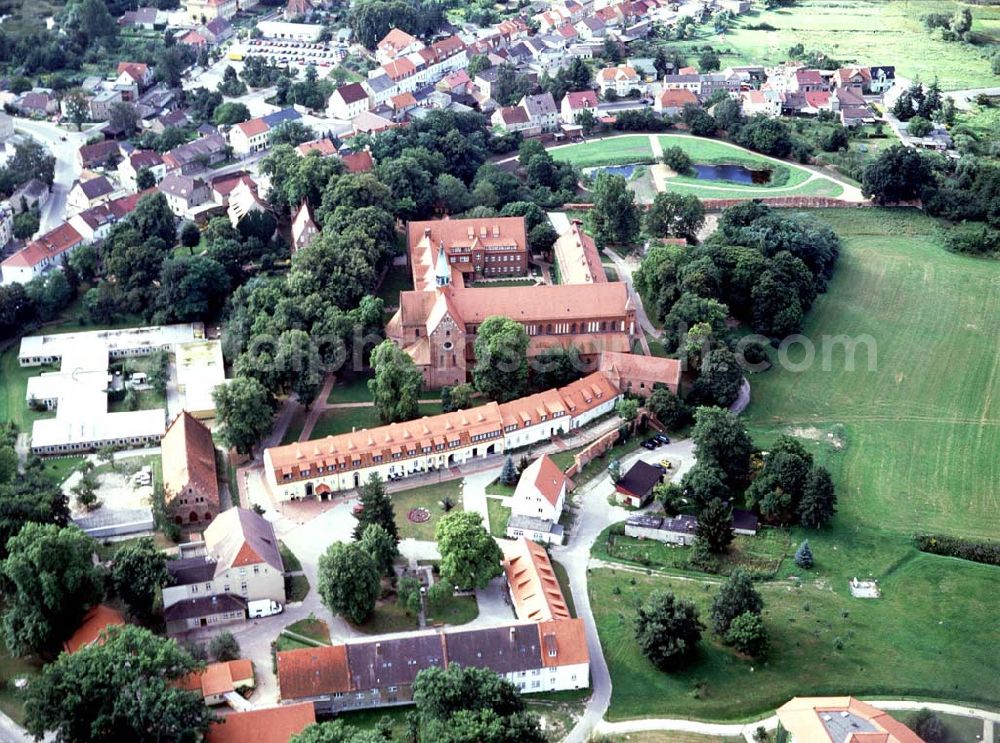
[{"xmin": 408, "ymin": 507, "xmax": 431, "ymax": 523}]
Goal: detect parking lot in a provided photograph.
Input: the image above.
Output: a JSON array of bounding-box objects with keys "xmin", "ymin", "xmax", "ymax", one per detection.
[{"xmin": 237, "ymin": 39, "xmax": 347, "ymax": 71}]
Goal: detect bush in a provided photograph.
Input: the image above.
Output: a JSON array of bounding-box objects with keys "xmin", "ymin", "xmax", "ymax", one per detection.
[
  {"xmin": 209, "ymin": 631, "xmax": 241, "ymax": 662},
  {"xmin": 941, "ymin": 223, "xmax": 1000, "ymax": 256},
  {"xmin": 914, "ymin": 534, "xmax": 1000, "ymax": 565}
]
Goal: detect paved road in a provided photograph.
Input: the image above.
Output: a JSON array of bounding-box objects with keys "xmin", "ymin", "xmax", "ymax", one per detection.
[
  {"xmin": 556, "ymin": 437, "xmax": 697, "ymax": 743},
  {"xmin": 12, "ymin": 119, "xmax": 89, "ymax": 234},
  {"xmin": 942, "ymin": 86, "xmax": 1000, "ymax": 110}
]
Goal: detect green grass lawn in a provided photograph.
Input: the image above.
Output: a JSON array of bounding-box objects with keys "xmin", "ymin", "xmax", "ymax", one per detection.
[
  {"xmin": 551, "ymin": 135, "xmax": 654, "ymax": 167},
  {"xmin": 593, "ymin": 524, "xmax": 793, "ymax": 578},
  {"xmin": 610, "ymin": 735, "xmax": 744, "ymax": 743},
  {"xmin": 705, "ymin": 0, "xmax": 1000, "ymax": 91},
  {"xmin": 0, "ymin": 346, "xmax": 56, "ymax": 430},
  {"xmin": 486, "ymin": 496, "xmax": 511, "ymax": 539},
  {"xmin": 325, "ymin": 371, "xmax": 375, "ymax": 404},
  {"xmin": 392, "ymin": 480, "xmax": 462, "ymax": 541},
  {"xmin": 484, "ymin": 477, "xmax": 515, "ymax": 496},
  {"xmin": 358, "ymin": 591, "xmax": 478, "ymax": 634},
  {"xmin": 279, "ymin": 404, "xmax": 307, "ymax": 446},
  {"xmin": 309, "ymin": 403, "xmax": 444, "ymax": 440},
  {"xmin": 425, "ymin": 592, "xmax": 478, "ymax": 626},
  {"xmin": 550, "ymin": 559, "xmax": 576, "ymax": 618},
  {"xmin": 591, "ymin": 554, "xmax": 1000, "ymax": 721},
  {"xmin": 930, "ymin": 713, "xmax": 992, "ymax": 743},
  {"xmin": 285, "ymin": 616, "xmax": 330, "ymax": 645},
  {"xmin": 376, "ymin": 262, "xmax": 414, "ymax": 309},
  {"xmin": 279, "ymin": 541, "xmax": 303, "ymax": 572}
]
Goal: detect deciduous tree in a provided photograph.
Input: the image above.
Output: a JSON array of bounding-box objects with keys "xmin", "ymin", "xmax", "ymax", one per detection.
[
  {"xmin": 110, "ymin": 537, "xmax": 168, "ymax": 621},
  {"xmin": 634, "ymin": 591, "xmax": 703, "ymax": 672},
  {"xmin": 725, "ymin": 611, "xmax": 769, "ymax": 657},
  {"xmin": 473, "ymin": 316, "xmax": 529, "ymax": 402},
  {"xmin": 587, "ymin": 172, "xmax": 640, "ymax": 248},
  {"xmin": 368, "ymin": 339, "xmax": 422, "ymax": 423},
  {"xmin": 213, "ymin": 377, "xmax": 274, "ymax": 455},
  {"xmin": 435, "ymin": 511, "xmax": 503, "ymax": 590},
  {"xmin": 709, "ymin": 568, "xmax": 763, "ymax": 636},
  {"xmin": 318, "ymin": 542, "xmax": 381, "ymax": 625},
  {"xmin": 691, "ymin": 406, "xmax": 753, "ymax": 484}
]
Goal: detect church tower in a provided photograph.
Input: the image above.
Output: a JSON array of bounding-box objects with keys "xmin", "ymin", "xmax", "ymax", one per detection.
[{"xmin": 434, "ymin": 241, "xmax": 451, "ymax": 288}]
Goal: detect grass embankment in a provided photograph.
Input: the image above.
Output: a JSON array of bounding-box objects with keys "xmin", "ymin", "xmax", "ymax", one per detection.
[{"xmin": 592, "ymin": 208, "xmax": 1000, "ymax": 720}]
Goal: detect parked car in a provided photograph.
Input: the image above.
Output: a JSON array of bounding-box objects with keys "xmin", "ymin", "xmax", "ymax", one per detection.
[
  {"xmin": 248, "ymin": 599, "xmax": 283, "ymax": 618},
  {"xmin": 641, "ymin": 440, "xmax": 657, "ymax": 450},
  {"xmin": 654, "ymin": 434, "xmax": 670, "ymax": 445},
  {"xmin": 659, "ymin": 459, "xmax": 672, "ymax": 470}
]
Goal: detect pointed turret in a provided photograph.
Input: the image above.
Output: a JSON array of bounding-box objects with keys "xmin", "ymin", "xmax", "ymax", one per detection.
[{"xmin": 434, "ymin": 241, "xmax": 451, "ymax": 288}]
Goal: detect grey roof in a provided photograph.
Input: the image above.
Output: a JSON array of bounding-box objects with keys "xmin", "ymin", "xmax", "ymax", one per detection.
[
  {"xmin": 262, "ymin": 107, "xmax": 301, "ymax": 128},
  {"xmin": 73, "ymin": 507, "xmax": 153, "ymax": 531},
  {"xmin": 522, "ymin": 92, "xmax": 557, "ymax": 116},
  {"xmin": 205, "ymin": 507, "xmax": 284, "ymax": 574},
  {"xmin": 164, "ymin": 593, "xmax": 246, "ymax": 622},
  {"xmin": 507, "ymin": 513, "xmax": 564, "ymax": 537},
  {"xmin": 869, "ymin": 65, "xmax": 895, "ymax": 79},
  {"xmin": 617, "ymin": 460, "xmax": 662, "ymax": 498},
  {"xmin": 335, "ymin": 82, "xmax": 368, "ymax": 104},
  {"xmin": 662, "ymin": 74, "xmax": 700, "ymax": 84},
  {"xmin": 159, "ymin": 174, "xmax": 205, "ymax": 198},
  {"xmin": 167, "ymin": 556, "xmax": 217, "ymax": 585},
  {"xmin": 165, "ymin": 133, "xmax": 226, "ymax": 166},
  {"xmin": 446, "ymin": 624, "xmax": 542, "ymax": 674},
  {"xmin": 76, "ymin": 177, "xmax": 114, "ymax": 199},
  {"xmin": 475, "ymin": 68, "xmax": 500, "ymax": 84},
  {"xmin": 822, "ymin": 711, "xmax": 879, "ymax": 743},
  {"xmin": 346, "ymin": 633, "xmax": 446, "ymax": 690},
  {"xmin": 365, "ymin": 74, "xmax": 395, "ymax": 94},
  {"xmin": 732, "ymin": 508, "xmax": 758, "ymax": 533}
]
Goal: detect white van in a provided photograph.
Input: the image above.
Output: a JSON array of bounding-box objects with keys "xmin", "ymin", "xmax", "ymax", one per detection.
[{"xmin": 247, "ymin": 599, "xmax": 283, "ymax": 618}]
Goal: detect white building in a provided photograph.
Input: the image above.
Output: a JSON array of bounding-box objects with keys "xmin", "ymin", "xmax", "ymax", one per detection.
[
  {"xmin": 508, "ymin": 453, "xmax": 568, "ymax": 535},
  {"xmin": 256, "ymin": 20, "xmax": 323, "ymax": 42},
  {"xmin": 1, "ymin": 223, "xmax": 85, "ymax": 286},
  {"xmin": 597, "ymin": 64, "xmax": 642, "ymax": 97}
]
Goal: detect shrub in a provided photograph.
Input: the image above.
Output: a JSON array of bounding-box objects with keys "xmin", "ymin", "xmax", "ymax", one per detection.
[
  {"xmin": 914, "ymin": 534, "xmax": 1000, "ymax": 565},
  {"xmin": 209, "ymin": 631, "xmax": 240, "ymax": 662},
  {"xmin": 941, "ymin": 223, "xmax": 1000, "ymax": 256}
]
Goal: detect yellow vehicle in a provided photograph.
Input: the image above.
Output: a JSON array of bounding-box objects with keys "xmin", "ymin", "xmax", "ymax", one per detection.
[
  {"xmin": 659, "ymin": 459, "xmax": 672, "ymax": 469},
  {"xmin": 227, "ymin": 51, "xmax": 244, "ymax": 61}
]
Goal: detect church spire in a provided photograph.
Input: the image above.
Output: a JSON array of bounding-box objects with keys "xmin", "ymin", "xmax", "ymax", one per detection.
[{"xmin": 434, "ymin": 241, "xmax": 451, "ymax": 288}]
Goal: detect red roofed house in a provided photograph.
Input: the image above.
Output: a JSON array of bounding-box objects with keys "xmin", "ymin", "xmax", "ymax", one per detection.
[
  {"xmin": 507, "ymin": 455, "xmax": 570, "ymax": 544},
  {"xmin": 776, "ymin": 697, "xmax": 925, "ymax": 743},
  {"xmin": 390, "ymin": 91, "xmax": 418, "ymax": 118},
  {"xmin": 341, "ymin": 150, "xmax": 374, "ymax": 174},
  {"xmin": 1, "ymin": 222, "xmax": 85, "ymax": 285},
  {"xmin": 655, "ymin": 88, "xmax": 698, "ymax": 116},
  {"xmin": 376, "ymin": 28, "xmax": 422, "ymax": 64},
  {"xmin": 206, "ymin": 703, "xmax": 315, "ymax": 743},
  {"xmin": 560, "ymin": 89, "xmax": 599, "ymax": 125},
  {"xmin": 177, "ymin": 659, "xmax": 255, "ymax": 705},
  {"xmin": 115, "ymin": 62, "xmax": 153, "ymax": 100},
  {"xmin": 229, "ymin": 117, "xmax": 270, "ymax": 156},
  {"xmin": 491, "ymin": 104, "xmax": 533, "ymax": 133},
  {"xmin": 803, "ymin": 90, "xmax": 833, "ymax": 114},
  {"xmin": 790, "ymin": 68, "xmax": 828, "ymax": 93},
  {"xmin": 63, "ymin": 605, "xmax": 125, "ymax": 654},
  {"xmin": 597, "ymin": 64, "xmax": 641, "ymax": 97},
  {"xmin": 502, "ymin": 537, "xmax": 571, "ymax": 621},
  {"xmin": 553, "ymin": 219, "xmax": 606, "ymax": 285},
  {"xmin": 832, "ymin": 67, "xmax": 870, "ymax": 92},
  {"xmin": 598, "ymin": 350, "xmax": 680, "ymax": 397},
  {"xmin": 162, "ymin": 411, "xmax": 220, "ymax": 525},
  {"xmin": 295, "ymin": 138, "xmax": 337, "ymax": 157},
  {"xmin": 326, "ymin": 82, "xmax": 372, "ymax": 120}
]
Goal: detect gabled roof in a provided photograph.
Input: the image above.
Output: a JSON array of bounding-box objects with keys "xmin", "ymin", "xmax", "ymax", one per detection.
[
  {"xmin": 377, "ymin": 27, "xmax": 419, "ymax": 54},
  {"xmin": 599, "ymin": 64, "xmax": 638, "ymax": 82},
  {"xmin": 73, "ymin": 176, "xmax": 114, "ymax": 200},
  {"xmin": 795, "ymin": 68, "xmax": 825, "ymax": 85},
  {"xmin": 382, "ymin": 57, "xmax": 417, "ymax": 81},
  {"xmin": 521, "ymin": 92, "xmax": 557, "ymax": 116},
  {"xmin": 334, "ymin": 82, "xmax": 369, "ymax": 105},
  {"xmin": 390, "ymin": 92, "xmax": 417, "ymax": 110},
  {"xmin": 615, "ymin": 459, "xmax": 662, "ymax": 498},
  {"xmin": 262, "ymin": 108, "xmax": 301, "ymax": 129},
  {"xmin": 204, "ymin": 507, "xmax": 284, "ymax": 573},
  {"xmin": 117, "ymin": 62, "xmax": 149, "ymax": 82},
  {"xmin": 598, "ymin": 351, "xmax": 680, "ymax": 393},
  {"xmin": 177, "ymin": 659, "xmax": 254, "ymax": 698},
  {"xmin": 235, "ymin": 118, "xmax": 269, "ymax": 138},
  {"xmin": 63, "ymin": 605, "xmax": 125, "ymax": 653},
  {"xmin": 659, "ymin": 88, "xmax": 698, "ymax": 107},
  {"xmin": 203, "ymin": 17, "xmax": 233, "ymax": 36},
  {"xmin": 295, "ymin": 138, "xmax": 337, "ymax": 157},
  {"xmin": 341, "ymin": 150, "xmax": 374, "ymax": 173},
  {"xmin": 277, "ymin": 644, "xmax": 351, "ymax": 698},
  {"xmin": 205, "ymin": 703, "xmax": 315, "ymax": 743},
  {"xmin": 79, "ymin": 139, "xmax": 121, "ymax": 165},
  {"xmin": 497, "ymin": 105, "xmax": 530, "ymax": 125},
  {"xmin": 503, "ymin": 537, "xmax": 571, "ymax": 622},
  {"xmin": 162, "ymin": 411, "xmax": 219, "ymax": 505},
  {"xmin": 1, "ymin": 223, "xmax": 84, "ymax": 268},
  {"xmin": 515, "ymin": 455, "xmax": 570, "ymax": 509},
  {"xmin": 563, "ymin": 90, "xmax": 599, "ymax": 110},
  {"xmin": 129, "ymin": 149, "xmax": 164, "ymax": 169}
]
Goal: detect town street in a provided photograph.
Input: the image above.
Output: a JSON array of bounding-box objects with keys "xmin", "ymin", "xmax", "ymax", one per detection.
[{"xmin": 12, "ymin": 119, "xmax": 88, "ymax": 234}]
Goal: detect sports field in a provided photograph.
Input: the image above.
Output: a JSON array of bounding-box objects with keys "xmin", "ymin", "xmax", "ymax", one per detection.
[
  {"xmin": 592, "ymin": 208, "xmax": 1000, "ymax": 720},
  {"xmin": 684, "ymin": 0, "xmax": 1000, "ymax": 91}
]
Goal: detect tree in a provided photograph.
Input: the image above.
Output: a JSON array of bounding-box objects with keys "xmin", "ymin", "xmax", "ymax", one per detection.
[
  {"xmin": 709, "ymin": 569, "xmax": 763, "ymax": 636},
  {"xmin": 110, "ymin": 537, "xmax": 168, "ymax": 621},
  {"xmin": 293, "ymin": 720, "xmax": 384, "ymax": 743},
  {"xmin": 135, "ymin": 167, "xmax": 157, "ymax": 190},
  {"xmin": 180, "ymin": 221, "xmax": 201, "ymax": 248},
  {"xmin": 23, "ymin": 626, "xmax": 211, "ymax": 743},
  {"xmin": 2, "ymin": 523, "xmax": 102, "ymax": 656},
  {"xmin": 735, "ymin": 115, "xmax": 792, "ymax": 157},
  {"xmin": 130, "ymin": 192, "xmax": 177, "ymax": 245},
  {"xmin": 368, "ymin": 339, "xmax": 422, "ymax": 423},
  {"xmin": 450, "ymin": 383, "xmax": 474, "ymax": 410},
  {"xmin": 587, "ymin": 172, "xmax": 640, "ymax": 248},
  {"xmin": 360, "ymin": 522, "xmax": 398, "ymax": 578},
  {"xmin": 698, "ymin": 50, "xmax": 720, "ymax": 72},
  {"xmin": 797, "ymin": 466, "xmax": 837, "ymax": 528},
  {"xmin": 682, "ymin": 103, "xmax": 717, "ymax": 136},
  {"xmin": 654, "ymin": 481, "xmax": 685, "ymax": 514},
  {"xmin": 209, "ymin": 631, "xmax": 241, "ymax": 662},
  {"xmin": 608, "ymin": 459, "xmax": 623, "ymax": 484},
  {"xmin": 213, "ymin": 377, "xmax": 274, "ymax": 455},
  {"xmin": 155, "ymin": 255, "xmax": 230, "ymax": 323},
  {"xmin": 217, "ymin": 65, "xmax": 247, "ymax": 97},
  {"xmin": 908, "ymin": 710, "xmax": 952, "ymax": 743},
  {"xmin": 353, "ymin": 474, "xmax": 399, "ymax": 544},
  {"xmin": 63, "ymin": 88, "xmax": 89, "ymax": 130},
  {"xmin": 318, "ymin": 542, "xmax": 381, "ymax": 625},
  {"xmin": 0, "ymin": 467, "xmax": 70, "ymax": 559},
  {"xmin": 696, "ymin": 497, "xmax": 734, "ymax": 554},
  {"xmin": 435, "ymin": 173, "xmax": 471, "ymax": 214},
  {"xmin": 274, "ymin": 328, "xmax": 323, "ymax": 408},
  {"xmin": 644, "ymin": 191, "xmax": 705, "ymax": 242},
  {"xmin": 473, "ymin": 316, "xmax": 529, "ymax": 402},
  {"xmin": 108, "ymin": 102, "xmax": 139, "ymax": 134},
  {"xmin": 794, "ymin": 539, "xmax": 814, "ymax": 569},
  {"xmin": 906, "ymin": 115, "xmax": 933, "ymax": 138},
  {"xmin": 691, "ymin": 406, "xmax": 753, "ymax": 484},
  {"xmin": 270, "ymin": 121, "xmax": 316, "ymax": 147},
  {"xmin": 725, "ymin": 611, "xmax": 769, "ymax": 657},
  {"xmin": 213, "ymin": 101, "xmax": 251, "ymax": 126},
  {"xmin": 499, "ymin": 455, "xmax": 518, "ymax": 487},
  {"xmin": 575, "ymin": 108, "xmax": 597, "ymax": 136},
  {"xmin": 695, "ymin": 348, "xmax": 743, "ymax": 407},
  {"xmin": 861, "ymin": 145, "xmax": 935, "ymax": 204},
  {"xmin": 647, "ymin": 385, "xmax": 689, "ymax": 430},
  {"xmin": 75, "ymin": 0, "xmax": 115, "ymax": 43},
  {"xmin": 435, "ymin": 511, "xmax": 503, "ymax": 590},
  {"xmin": 680, "ymin": 461, "xmax": 730, "ymax": 509},
  {"xmin": 661, "ymin": 146, "xmax": 693, "ymax": 175},
  {"xmin": 712, "ymin": 98, "xmax": 745, "ymax": 132},
  {"xmin": 13, "ymin": 210, "xmax": 39, "ymax": 240},
  {"xmin": 634, "ymin": 591, "xmax": 704, "ymax": 672}
]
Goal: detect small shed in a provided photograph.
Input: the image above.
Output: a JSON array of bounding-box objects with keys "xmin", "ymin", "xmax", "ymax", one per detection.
[{"xmin": 614, "ymin": 460, "xmax": 663, "ymax": 508}]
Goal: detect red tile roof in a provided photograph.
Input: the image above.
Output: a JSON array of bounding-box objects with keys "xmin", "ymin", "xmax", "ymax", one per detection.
[
  {"xmin": 538, "ymin": 618, "xmax": 589, "ymax": 667},
  {"xmin": 235, "ymin": 118, "xmax": 269, "ymax": 137},
  {"xmin": 341, "ymin": 150, "xmax": 374, "ymax": 173},
  {"xmin": 563, "ymin": 90, "xmax": 599, "ymax": 110},
  {"xmin": 277, "ymin": 645, "xmax": 351, "ymax": 699},
  {"xmin": 334, "ymin": 82, "xmax": 368, "ymax": 105},
  {"xmin": 63, "ymin": 605, "xmax": 125, "ymax": 653},
  {"xmin": 658, "ymin": 88, "xmax": 698, "ymax": 107},
  {"xmin": 503, "ymin": 537, "xmax": 571, "ymax": 622},
  {"xmin": 2, "ymin": 223, "xmax": 84, "ymax": 268},
  {"xmin": 377, "ymin": 28, "xmax": 419, "ymax": 54},
  {"xmin": 295, "ymin": 138, "xmax": 337, "ymax": 157},
  {"xmin": 205, "ymin": 703, "xmax": 315, "ymax": 743},
  {"xmin": 162, "ymin": 411, "xmax": 220, "ymax": 510},
  {"xmin": 117, "ymin": 62, "xmax": 149, "ymax": 82},
  {"xmin": 382, "ymin": 57, "xmax": 416, "ymax": 81}
]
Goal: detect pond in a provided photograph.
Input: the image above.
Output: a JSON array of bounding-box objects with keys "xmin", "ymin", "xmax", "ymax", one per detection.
[
  {"xmin": 692, "ymin": 163, "xmax": 772, "ymax": 185},
  {"xmin": 589, "ymin": 164, "xmax": 643, "ymax": 179}
]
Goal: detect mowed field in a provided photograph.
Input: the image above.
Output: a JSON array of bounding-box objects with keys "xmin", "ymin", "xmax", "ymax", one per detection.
[
  {"xmin": 744, "ymin": 208, "xmax": 1000, "ymax": 540},
  {"xmin": 592, "ymin": 208, "xmax": 1000, "ymax": 721},
  {"xmin": 703, "ymin": 0, "xmax": 1000, "ymax": 91}
]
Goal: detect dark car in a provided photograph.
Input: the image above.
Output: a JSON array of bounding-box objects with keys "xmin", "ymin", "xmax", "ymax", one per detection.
[
  {"xmin": 654, "ymin": 434, "xmax": 671, "ymax": 445},
  {"xmin": 641, "ymin": 440, "xmax": 656, "ymax": 450}
]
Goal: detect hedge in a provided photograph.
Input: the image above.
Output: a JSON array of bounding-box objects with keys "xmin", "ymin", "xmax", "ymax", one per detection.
[{"xmin": 914, "ymin": 534, "xmax": 1000, "ymax": 566}]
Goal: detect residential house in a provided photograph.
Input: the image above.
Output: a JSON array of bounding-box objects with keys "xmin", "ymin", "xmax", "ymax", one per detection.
[
  {"xmin": 10, "ymin": 179, "xmax": 49, "ymax": 214},
  {"xmin": 661, "ymin": 73, "xmax": 703, "ymax": 97},
  {"xmin": 295, "ymin": 138, "xmax": 337, "ymax": 157},
  {"xmin": 362, "ymin": 74, "xmax": 396, "ymax": 108},
  {"xmin": 67, "ymin": 176, "xmax": 115, "ymax": 213},
  {"xmin": 575, "ymin": 16, "xmax": 606, "ymax": 40},
  {"xmin": 200, "ymin": 17, "xmax": 235, "ymax": 45},
  {"xmin": 437, "ymin": 69, "xmax": 471, "ymax": 95},
  {"xmin": 0, "ymin": 201, "xmax": 13, "ymax": 249},
  {"xmin": 227, "ymin": 178, "xmax": 271, "ymax": 228},
  {"xmin": 284, "ymin": 0, "xmax": 312, "ymax": 20},
  {"xmin": 69, "ymin": 190, "xmax": 148, "ymax": 242},
  {"xmin": 502, "ymin": 538, "xmax": 571, "ymax": 622},
  {"xmin": 116, "ymin": 63, "xmax": 154, "ymax": 99},
  {"xmin": 655, "ymin": 88, "xmax": 698, "ymax": 116},
  {"xmin": 118, "ymin": 7, "xmax": 161, "ymax": 30},
  {"xmin": 1, "ymin": 223, "xmax": 85, "ymax": 285},
  {"xmin": 776, "ymin": 697, "xmax": 924, "ymax": 743},
  {"xmin": 351, "ymin": 110, "xmax": 395, "ymax": 135},
  {"xmin": 868, "ymin": 65, "xmax": 895, "ymax": 94},
  {"xmin": 789, "ymin": 68, "xmax": 828, "ymax": 94},
  {"xmin": 264, "ymin": 372, "xmax": 623, "ymax": 500},
  {"xmin": 597, "ymin": 65, "xmax": 641, "ymax": 97},
  {"xmin": 474, "ymin": 68, "xmax": 500, "ymax": 101},
  {"xmin": 376, "ymin": 28, "xmax": 422, "ymax": 64},
  {"xmin": 163, "ymin": 507, "xmax": 286, "ymax": 634},
  {"xmin": 88, "ymin": 89, "xmax": 124, "ymax": 121},
  {"xmin": 341, "ymin": 150, "xmax": 374, "ymax": 174},
  {"xmin": 261, "ymin": 107, "xmax": 302, "ymax": 131},
  {"xmin": 229, "ymin": 118, "xmax": 270, "ymax": 156},
  {"xmin": 613, "ymin": 460, "xmax": 662, "ymax": 507},
  {"xmin": 557, "ymin": 24, "xmax": 580, "ymax": 43},
  {"xmin": 277, "ymin": 619, "xmax": 589, "ymax": 713},
  {"xmin": 520, "ymin": 92, "xmax": 559, "ymax": 132},
  {"xmin": 118, "ymin": 149, "xmax": 166, "ymax": 191},
  {"xmin": 15, "ymin": 91, "xmax": 56, "ymax": 118},
  {"xmin": 506, "ymin": 455, "xmax": 570, "ymax": 545},
  {"xmin": 185, "ymin": 0, "xmax": 238, "ymax": 24},
  {"xmin": 560, "ymin": 89, "xmax": 599, "ymax": 125},
  {"xmin": 149, "ymin": 109, "xmax": 191, "ymax": 135},
  {"xmin": 209, "ymin": 171, "xmax": 256, "ymax": 207},
  {"xmin": 598, "ymin": 351, "xmax": 680, "ymax": 397},
  {"xmin": 832, "ymin": 67, "xmax": 870, "ymax": 93},
  {"xmin": 162, "ymin": 411, "xmax": 220, "ymax": 525},
  {"xmin": 177, "ymin": 660, "xmax": 255, "ymax": 705},
  {"xmin": 159, "ymin": 174, "xmax": 211, "ymax": 218},
  {"xmin": 178, "ymin": 29, "xmax": 209, "ymax": 47},
  {"xmin": 205, "ymin": 703, "xmax": 315, "ymax": 743},
  {"xmin": 740, "ymin": 89, "xmax": 782, "ymax": 118},
  {"xmin": 291, "ymin": 200, "xmax": 318, "ymax": 253},
  {"xmin": 63, "ymin": 605, "xmax": 126, "ymax": 653},
  {"xmin": 163, "ymin": 133, "xmax": 228, "ymax": 175},
  {"xmin": 390, "ymin": 91, "xmax": 418, "ymax": 119}
]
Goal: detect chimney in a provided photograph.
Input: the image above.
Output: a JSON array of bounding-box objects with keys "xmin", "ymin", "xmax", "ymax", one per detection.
[
  {"xmin": 509, "ymin": 627, "xmax": 516, "ymax": 643},
  {"xmin": 375, "ymin": 642, "xmax": 381, "ymax": 655},
  {"xmin": 423, "ymin": 227, "xmax": 431, "ymax": 238}
]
